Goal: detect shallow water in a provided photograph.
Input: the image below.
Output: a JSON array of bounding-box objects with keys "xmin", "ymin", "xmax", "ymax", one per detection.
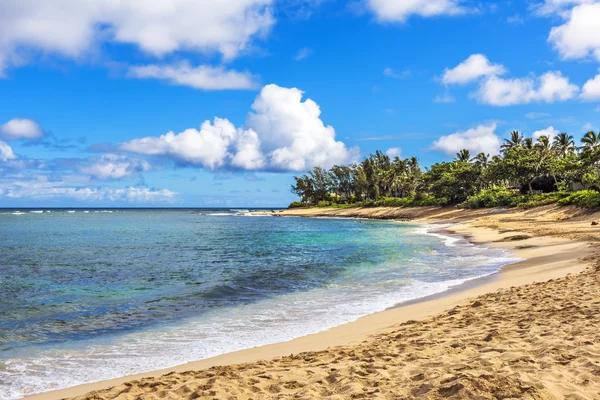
[{"xmin": 0, "ymin": 209, "xmax": 518, "ymax": 398}]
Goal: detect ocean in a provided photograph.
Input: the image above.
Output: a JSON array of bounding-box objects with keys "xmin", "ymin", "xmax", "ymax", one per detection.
[{"xmin": 0, "ymin": 209, "xmax": 518, "ymax": 398}]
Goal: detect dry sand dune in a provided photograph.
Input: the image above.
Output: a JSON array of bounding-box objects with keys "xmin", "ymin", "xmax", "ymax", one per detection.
[{"xmin": 35, "ymin": 205, "xmax": 600, "ymax": 400}]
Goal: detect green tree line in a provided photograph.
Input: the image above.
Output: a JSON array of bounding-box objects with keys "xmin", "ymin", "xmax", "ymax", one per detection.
[{"xmin": 291, "ymin": 130, "xmax": 600, "ymax": 209}]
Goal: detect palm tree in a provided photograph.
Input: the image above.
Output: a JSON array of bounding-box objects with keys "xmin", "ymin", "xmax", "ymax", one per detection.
[
  {"xmin": 535, "ymin": 135, "xmax": 553, "ymax": 153},
  {"xmin": 581, "ymin": 131, "xmax": 600, "ymax": 153},
  {"xmin": 471, "ymin": 152, "xmax": 490, "ymax": 168},
  {"xmin": 523, "ymin": 137, "xmax": 533, "ymax": 150},
  {"xmin": 501, "ymin": 130, "xmax": 523, "ymax": 153},
  {"xmin": 455, "ymin": 149, "xmax": 471, "ymax": 163},
  {"xmin": 553, "ymin": 132, "xmax": 575, "ymax": 157}
]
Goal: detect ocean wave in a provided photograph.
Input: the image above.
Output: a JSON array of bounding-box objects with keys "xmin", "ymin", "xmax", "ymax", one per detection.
[{"xmin": 411, "ymin": 224, "xmax": 465, "ymax": 247}]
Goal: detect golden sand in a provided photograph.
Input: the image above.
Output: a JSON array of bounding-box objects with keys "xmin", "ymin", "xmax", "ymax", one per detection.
[{"xmin": 30, "ymin": 205, "xmax": 600, "ymax": 399}]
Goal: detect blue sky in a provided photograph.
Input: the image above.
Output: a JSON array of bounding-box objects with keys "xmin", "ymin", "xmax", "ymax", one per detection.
[{"xmin": 1, "ymin": 0, "xmax": 599, "ymax": 207}]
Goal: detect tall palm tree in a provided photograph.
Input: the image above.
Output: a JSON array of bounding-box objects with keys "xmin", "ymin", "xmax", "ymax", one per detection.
[
  {"xmin": 581, "ymin": 131, "xmax": 600, "ymax": 153},
  {"xmin": 455, "ymin": 149, "xmax": 471, "ymax": 163},
  {"xmin": 535, "ymin": 135, "xmax": 553, "ymax": 153},
  {"xmin": 532, "ymin": 135, "xmax": 559, "ymax": 188},
  {"xmin": 471, "ymin": 152, "xmax": 490, "ymax": 168},
  {"xmin": 553, "ymin": 132, "xmax": 575, "ymax": 157},
  {"xmin": 501, "ymin": 130, "xmax": 524, "ymax": 153}
]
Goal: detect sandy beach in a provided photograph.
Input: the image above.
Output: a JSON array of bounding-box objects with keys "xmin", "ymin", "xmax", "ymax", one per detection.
[{"xmin": 29, "ymin": 205, "xmax": 600, "ymax": 399}]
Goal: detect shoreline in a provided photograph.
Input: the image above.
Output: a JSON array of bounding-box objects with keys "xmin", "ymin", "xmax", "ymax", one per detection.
[{"xmin": 27, "ymin": 205, "xmax": 598, "ymax": 399}]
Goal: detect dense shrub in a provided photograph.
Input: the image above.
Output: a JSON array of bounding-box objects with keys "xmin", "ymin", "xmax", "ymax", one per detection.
[
  {"xmin": 354, "ymin": 196, "xmax": 446, "ymax": 208},
  {"xmin": 302, "ymin": 190, "xmax": 600, "ymax": 210},
  {"xmin": 508, "ymin": 191, "xmax": 570, "ymax": 209},
  {"xmin": 288, "ymin": 201, "xmax": 307, "ymax": 208},
  {"xmin": 557, "ymin": 190, "xmax": 600, "ymax": 208},
  {"xmin": 460, "ymin": 188, "xmax": 517, "ymax": 209}
]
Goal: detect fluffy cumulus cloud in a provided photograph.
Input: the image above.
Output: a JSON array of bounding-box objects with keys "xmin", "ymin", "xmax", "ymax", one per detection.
[
  {"xmin": 532, "ymin": 126, "xmax": 560, "ymax": 141},
  {"xmin": 547, "ymin": 3, "xmax": 600, "ymax": 61},
  {"xmin": 120, "ymin": 117, "xmax": 259, "ymax": 170},
  {"xmin": 120, "ymin": 84, "xmax": 356, "ymax": 172},
  {"xmin": 79, "ymin": 154, "xmax": 150, "ymax": 180},
  {"xmin": 0, "ymin": 0, "xmax": 273, "ymax": 74},
  {"xmin": 442, "ymin": 54, "xmax": 506, "ymax": 85},
  {"xmin": 440, "ymin": 54, "xmax": 579, "ymax": 106},
  {"xmin": 581, "ymin": 73, "xmax": 600, "ymax": 101},
  {"xmin": 366, "ymin": 0, "xmax": 467, "ymax": 22},
  {"xmin": 431, "ymin": 123, "xmax": 502, "ymax": 155},
  {"xmin": 127, "ymin": 63, "xmax": 258, "ymax": 91},
  {"xmin": 474, "ymin": 71, "xmax": 579, "ymax": 106},
  {"xmin": 385, "ymin": 147, "xmax": 401, "ymax": 158},
  {"xmin": 0, "ymin": 118, "xmax": 43, "ymax": 140},
  {"xmin": 246, "ymin": 84, "xmax": 356, "ymax": 171},
  {"xmin": 0, "ymin": 141, "xmax": 16, "ymax": 161}
]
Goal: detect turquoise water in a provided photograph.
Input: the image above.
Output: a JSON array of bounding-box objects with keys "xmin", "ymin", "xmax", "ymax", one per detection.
[{"xmin": 0, "ymin": 209, "xmax": 517, "ymax": 398}]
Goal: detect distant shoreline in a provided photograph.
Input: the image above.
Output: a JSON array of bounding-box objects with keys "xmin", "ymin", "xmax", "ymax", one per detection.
[{"xmin": 27, "ymin": 204, "xmax": 598, "ymax": 399}]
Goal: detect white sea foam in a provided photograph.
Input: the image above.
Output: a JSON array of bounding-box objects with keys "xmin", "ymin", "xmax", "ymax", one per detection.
[
  {"xmin": 29, "ymin": 211, "xmax": 43, "ymax": 214},
  {"xmin": 410, "ymin": 224, "xmax": 466, "ymax": 247}
]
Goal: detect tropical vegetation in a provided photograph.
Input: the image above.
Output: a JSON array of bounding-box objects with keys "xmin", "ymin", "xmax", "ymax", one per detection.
[{"xmin": 290, "ymin": 130, "xmax": 600, "ymax": 209}]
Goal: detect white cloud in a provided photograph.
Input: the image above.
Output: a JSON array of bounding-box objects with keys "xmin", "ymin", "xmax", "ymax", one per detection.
[
  {"xmin": 246, "ymin": 84, "xmax": 357, "ymax": 171},
  {"xmin": 121, "ymin": 84, "xmax": 356, "ymax": 172},
  {"xmin": 532, "ymin": 126, "xmax": 560, "ymax": 141},
  {"xmin": 367, "ymin": 0, "xmax": 467, "ymax": 22},
  {"xmin": 231, "ymin": 129, "xmax": 266, "ymax": 170},
  {"xmin": 431, "ymin": 123, "xmax": 502, "ymax": 155},
  {"xmin": 0, "ymin": 179, "xmax": 176, "ymax": 203},
  {"xmin": 583, "ymin": 122, "xmax": 596, "ymax": 132},
  {"xmin": 434, "ymin": 94, "xmax": 456, "ymax": 103},
  {"xmin": 80, "ymin": 154, "xmax": 150, "ymax": 180},
  {"xmin": 506, "ymin": 14, "xmax": 524, "ymax": 24},
  {"xmin": 533, "ymin": 0, "xmax": 594, "ymax": 17},
  {"xmin": 120, "ymin": 117, "xmax": 244, "ymax": 170},
  {"xmin": 548, "ymin": 3, "xmax": 600, "ymax": 61},
  {"xmin": 383, "ymin": 67, "xmax": 410, "ymax": 79},
  {"xmin": 474, "ymin": 71, "xmax": 579, "ymax": 106},
  {"xmin": 386, "ymin": 147, "xmax": 401, "ymax": 158},
  {"xmin": 442, "ymin": 54, "xmax": 506, "ymax": 85},
  {"xmin": 0, "ymin": 0, "xmax": 274, "ymax": 74},
  {"xmin": 0, "ymin": 118, "xmax": 44, "ymax": 140},
  {"xmin": 0, "ymin": 141, "xmax": 16, "ymax": 161},
  {"xmin": 526, "ymin": 112, "xmax": 551, "ymax": 119},
  {"xmin": 127, "ymin": 63, "xmax": 258, "ymax": 91},
  {"xmin": 581, "ymin": 73, "xmax": 600, "ymax": 101},
  {"xmin": 294, "ymin": 47, "xmax": 312, "ymax": 60}
]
